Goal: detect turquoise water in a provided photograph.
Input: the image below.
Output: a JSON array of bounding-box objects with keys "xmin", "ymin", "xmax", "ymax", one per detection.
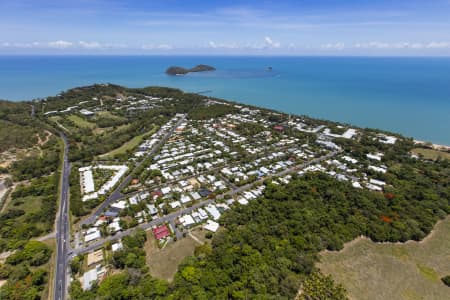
[{"xmin": 0, "ymin": 56, "xmax": 449, "ymax": 144}]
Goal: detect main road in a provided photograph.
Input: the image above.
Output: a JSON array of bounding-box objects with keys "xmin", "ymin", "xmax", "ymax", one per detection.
[{"xmin": 54, "ymin": 132, "xmax": 71, "ymax": 300}]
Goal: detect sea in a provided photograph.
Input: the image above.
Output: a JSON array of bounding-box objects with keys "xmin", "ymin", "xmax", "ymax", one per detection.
[{"xmin": 0, "ymin": 55, "xmax": 449, "ymax": 145}]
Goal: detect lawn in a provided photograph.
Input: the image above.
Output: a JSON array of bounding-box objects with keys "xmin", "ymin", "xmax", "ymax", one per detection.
[
  {"xmin": 68, "ymin": 115, "xmax": 96, "ymax": 129},
  {"xmin": 144, "ymin": 227, "xmax": 209, "ymax": 282},
  {"xmin": 318, "ymin": 216, "xmax": 450, "ymax": 300},
  {"xmin": 95, "ymin": 111, "xmax": 128, "ymax": 122},
  {"xmin": 100, "ymin": 125, "xmax": 157, "ymax": 158},
  {"xmin": 411, "ymin": 148, "xmax": 450, "ymax": 161}
]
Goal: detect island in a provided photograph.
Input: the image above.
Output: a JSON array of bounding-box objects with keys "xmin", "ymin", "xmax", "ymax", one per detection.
[{"xmin": 165, "ymin": 64, "xmax": 216, "ymax": 75}]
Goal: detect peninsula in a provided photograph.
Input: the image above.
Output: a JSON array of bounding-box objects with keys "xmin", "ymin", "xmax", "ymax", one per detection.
[
  {"xmin": 165, "ymin": 64, "xmax": 216, "ymax": 75},
  {"xmin": 0, "ymin": 84, "xmax": 448, "ymax": 300}
]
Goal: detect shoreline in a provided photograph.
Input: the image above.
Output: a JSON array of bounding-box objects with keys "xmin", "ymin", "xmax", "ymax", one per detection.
[{"xmin": 413, "ymin": 140, "xmax": 450, "ymax": 151}]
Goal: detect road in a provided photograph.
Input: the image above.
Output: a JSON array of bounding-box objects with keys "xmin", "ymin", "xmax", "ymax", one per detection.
[
  {"xmin": 54, "ymin": 132, "xmax": 71, "ymax": 300},
  {"xmin": 73, "ymin": 197, "xmax": 215, "ymax": 255},
  {"xmin": 80, "ymin": 114, "xmax": 187, "ymax": 226},
  {"xmin": 72, "ymin": 150, "xmax": 339, "ymax": 256}
]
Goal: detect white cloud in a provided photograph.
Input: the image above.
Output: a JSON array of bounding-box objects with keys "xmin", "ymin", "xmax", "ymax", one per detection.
[
  {"xmin": 0, "ymin": 42, "xmax": 40, "ymax": 48},
  {"xmin": 353, "ymin": 41, "xmax": 450, "ymax": 49},
  {"xmin": 322, "ymin": 42, "xmax": 345, "ymax": 50},
  {"xmin": 426, "ymin": 42, "xmax": 450, "ymax": 49},
  {"xmin": 264, "ymin": 36, "xmax": 281, "ymax": 48},
  {"xmin": 207, "ymin": 41, "xmax": 240, "ymax": 49},
  {"xmin": 141, "ymin": 43, "xmax": 173, "ymax": 50},
  {"xmin": 48, "ymin": 40, "xmax": 73, "ymax": 48},
  {"xmin": 79, "ymin": 41, "xmax": 102, "ymax": 49}
]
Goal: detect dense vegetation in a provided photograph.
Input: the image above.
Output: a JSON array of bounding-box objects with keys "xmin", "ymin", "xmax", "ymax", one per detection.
[
  {"xmin": 189, "ymin": 104, "xmax": 238, "ymax": 120},
  {"xmin": 0, "ymin": 100, "xmax": 39, "ymax": 152},
  {"xmin": 9, "ymin": 136, "xmax": 61, "ymax": 180},
  {"xmin": 166, "ymin": 64, "xmax": 215, "ymax": 75},
  {"xmin": 442, "ymin": 275, "xmax": 450, "ymax": 287},
  {"xmin": 0, "ymin": 241, "xmax": 52, "ymax": 300},
  {"xmin": 0, "ymin": 173, "xmax": 59, "ymax": 251}
]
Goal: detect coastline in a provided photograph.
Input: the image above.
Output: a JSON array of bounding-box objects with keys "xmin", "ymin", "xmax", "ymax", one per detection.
[
  {"xmin": 413, "ymin": 140, "xmax": 450, "ymax": 151},
  {"xmin": 0, "ymin": 56, "xmax": 449, "ymax": 145}
]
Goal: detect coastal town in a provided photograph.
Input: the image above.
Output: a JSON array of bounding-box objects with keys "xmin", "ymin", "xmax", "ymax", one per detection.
[
  {"xmin": 1, "ymin": 85, "xmax": 448, "ymax": 300},
  {"xmin": 37, "ymin": 87, "xmax": 406, "ymax": 292}
]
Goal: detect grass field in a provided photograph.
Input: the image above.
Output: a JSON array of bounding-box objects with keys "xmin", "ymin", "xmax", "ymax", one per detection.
[
  {"xmin": 67, "ymin": 115, "xmax": 96, "ymax": 129},
  {"xmin": 100, "ymin": 125, "xmax": 157, "ymax": 158},
  {"xmin": 144, "ymin": 227, "xmax": 208, "ymax": 282},
  {"xmin": 411, "ymin": 148, "xmax": 450, "ymax": 161},
  {"xmin": 41, "ymin": 238, "xmax": 56, "ymax": 300},
  {"xmin": 95, "ymin": 111, "xmax": 128, "ymax": 122},
  {"xmin": 318, "ymin": 216, "xmax": 450, "ymax": 300}
]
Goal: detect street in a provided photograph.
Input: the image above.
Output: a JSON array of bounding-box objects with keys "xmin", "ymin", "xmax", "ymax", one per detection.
[
  {"xmin": 80, "ymin": 114, "xmax": 187, "ymax": 226},
  {"xmin": 54, "ymin": 132, "xmax": 71, "ymax": 300}
]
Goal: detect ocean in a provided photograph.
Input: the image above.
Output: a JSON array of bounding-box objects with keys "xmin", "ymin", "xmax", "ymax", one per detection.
[{"xmin": 0, "ymin": 55, "xmax": 449, "ymax": 145}]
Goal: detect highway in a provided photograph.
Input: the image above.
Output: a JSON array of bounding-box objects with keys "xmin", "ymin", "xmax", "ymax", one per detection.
[
  {"xmin": 54, "ymin": 132, "xmax": 71, "ymax": 300},
  {"xmin": 72, "ymin": 150, "xmax": 339, "ymax": 256},
  {"xmin": 80, "ymin": 114, "xmax": 187, "ymax": 226}
]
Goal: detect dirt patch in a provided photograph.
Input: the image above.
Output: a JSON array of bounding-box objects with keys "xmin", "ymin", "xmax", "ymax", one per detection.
[
  {"xmin": 36, "ymin": 130, "xmax": 52, "ymax": 146},
  {"xmin": 318, "ymin": 216, "xmax": 450, "ymax": 300},
  {"xmin": 0, "ymin": 279, "xmax": 6, "ymax": 288},
  {"xmin": 144, "ymin": 227, "xmax": 209, "ymax": 282}
]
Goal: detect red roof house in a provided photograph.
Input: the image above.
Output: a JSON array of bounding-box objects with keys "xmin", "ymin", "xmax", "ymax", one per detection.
[{"xmin": 153, "ymin": 225, "xmax": 170, "ymax": 240}]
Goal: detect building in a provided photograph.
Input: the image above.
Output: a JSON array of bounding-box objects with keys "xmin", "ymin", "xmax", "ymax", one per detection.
[
  {"xmin": 87, "ymin": 249, "xmax": 104, "ymax": 266},
  {"xmin": 204, "ymin": 220, "xmax": 220, "ymax": 232},
  {"xmin": 153, "ymin": 225, "xmax": 170, "ymax": 240}
]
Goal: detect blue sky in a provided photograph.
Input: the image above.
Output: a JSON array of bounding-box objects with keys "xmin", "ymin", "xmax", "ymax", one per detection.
[{"xmin": 1, "ymin": 0, "xmax": 450, "ymax": 55}]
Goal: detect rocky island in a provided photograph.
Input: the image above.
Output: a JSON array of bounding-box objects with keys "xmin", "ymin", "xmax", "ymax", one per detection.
[{"xmin": 165, "ymin": 64, "xmax": 216, "ymax": 75}]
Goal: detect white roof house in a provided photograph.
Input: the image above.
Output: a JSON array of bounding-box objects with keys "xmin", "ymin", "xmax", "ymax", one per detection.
[
  {"xmin": 179, "ymin": 215, "xmax": 195, "ymax": 227},
  {"xmin": 198, "ymin": 208, "xmax": 208, "ymax": 219},
  {"xmin": 82, "ymin": 268, "xmax": 98, "ymax": 290},
  {"xmin": 366, "ymin": 183, "xmax": 383, "ymax": 191},
  {"xmin": 237, "ymin": 197, "xmax": 249, "ymax": 205},
  {"xmin": 204, "ymin": 220, "xmax": 220, "ymax": 232},
  {"xmin": 147, "ymin": 204, "xmax": 158, "ymax": 215},
  {"xmin": 205, "ymin": 204, "xmax": 221, "ymax": 220},
  {"xmin": 85, "ymin": 229, "xmax": 101, "ymax": 243},
  {"xmin": 352, "ymin": 181, "xmax": 362, "ymax": 189},
  {"xmin": 112, "ymin": 241, "xmax": 123, "ymax": 252},
  {"xmin": 112, "ymin": 200, "xmax": 127, "ymax": 210},
  {"xmin": 366, "ymin": 153, "xmax": 383, "ymax": 161},
  {"xmin": 190, "ymin": 192, "xmax": 201, "ymax": 200},
  {"xmin": 368, "ymin": 165, "xmax": 387, "ymax": 173},
  {"xmin": 169, "ymin": 201, "xmax": 181, "ymax": 209},
  {"xmin": 109, "ymin": 221, "xmax": 121, "ymax": 233},
  {"xmin": 370, "ymin": 179, "xmax": 386, "ymax": 186},
  {"xmin": 180, "ymin": 195, "xmax": 191, "ymax": 204},
  {"xmin": 161, "ymin": 187, "xmax": 172, "ymax": 195}
]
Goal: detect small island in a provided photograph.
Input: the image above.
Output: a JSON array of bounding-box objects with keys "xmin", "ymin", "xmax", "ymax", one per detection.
[{"xmin": 165, "ymin": 64, "xmax": 216, "ymax": 75}]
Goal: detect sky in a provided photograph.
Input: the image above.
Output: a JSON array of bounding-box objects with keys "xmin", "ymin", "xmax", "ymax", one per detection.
[{"xmin": 1, "ymin": 0, "xmax": 450, "ymax": 55}]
